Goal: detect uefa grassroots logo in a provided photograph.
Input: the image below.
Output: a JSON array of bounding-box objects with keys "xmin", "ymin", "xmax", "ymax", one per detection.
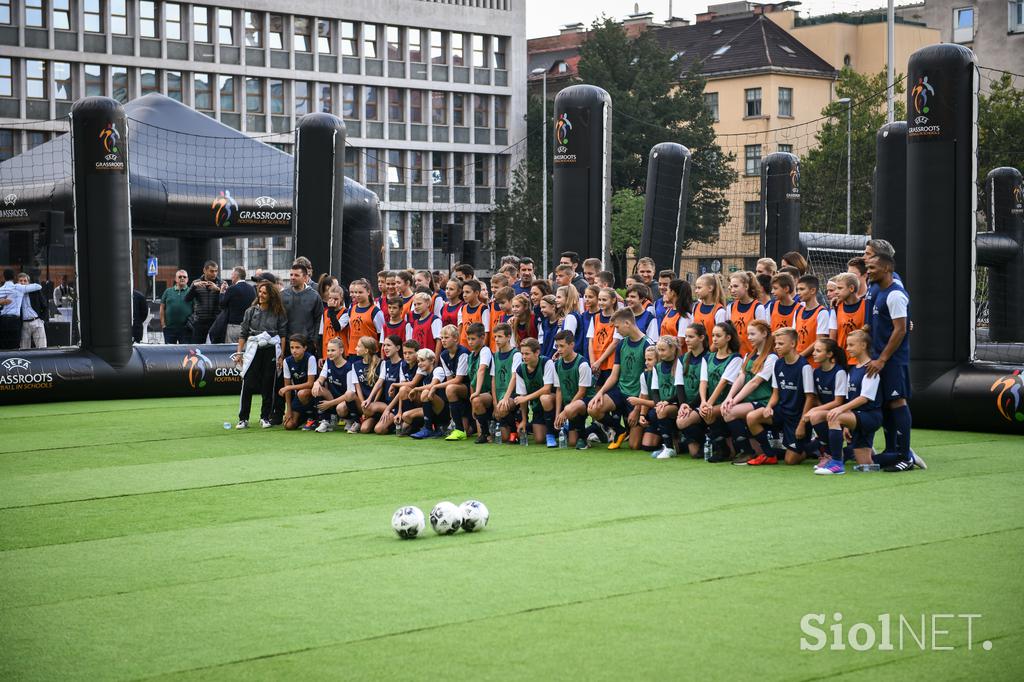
[
  {"xmin": 912, "ymin": 75, "xmax": 934, "ymax": 119},
  {"xmin": 182, "ymin": 348, "xmax": 213, "ymax": 389},
  {"xmin": 555, "ymin": 112, "xmax": 572, "ymax": 146},
  {"xmin": 99, "ymin": 121, "xmax": 121, "ymax": 154},
  {"xmin": 0, "ymin": 357, "xmax": 55, "ymax": 390},
  {"xmin": 990, "ymin": 369, "xmax": 1024, "ymax": 423},
  {"xmin": 211, "ymin": 189, "xmax": 239, "ymax": 228}
]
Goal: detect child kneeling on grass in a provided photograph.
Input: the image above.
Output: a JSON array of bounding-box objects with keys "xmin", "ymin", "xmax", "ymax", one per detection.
[{"xmin": 280, "ymin": 334, "xmax": 317, "ymax": 430}]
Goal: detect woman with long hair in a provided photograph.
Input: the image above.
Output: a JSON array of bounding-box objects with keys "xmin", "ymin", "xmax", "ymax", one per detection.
[{"xmin": 234, "ymin": 280, "xmax": 289, "ymax": 429}]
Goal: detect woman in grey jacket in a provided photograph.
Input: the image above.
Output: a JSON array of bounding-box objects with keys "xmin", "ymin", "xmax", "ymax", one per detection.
[{"xmin": 235, "ymin": 281, "xmax": 289, "ymax": 428}]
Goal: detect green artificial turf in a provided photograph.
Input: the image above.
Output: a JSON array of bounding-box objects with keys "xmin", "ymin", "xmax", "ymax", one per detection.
[{"xmin": 0, "ymin": 396, "xmax": 1021, "ymax": 681}]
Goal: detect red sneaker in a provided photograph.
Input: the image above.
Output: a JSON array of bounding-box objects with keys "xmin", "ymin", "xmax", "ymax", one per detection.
[{"xmin": 748, "ymin": 454, "xmax": 778, "ymax": 466}]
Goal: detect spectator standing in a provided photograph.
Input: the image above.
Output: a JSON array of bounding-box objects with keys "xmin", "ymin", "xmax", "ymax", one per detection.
[
  {"xmin": 18, "ymin": 272, "xmax": 49, "ymax": 348},
  {"xmin": 159, "ymin": 270, "xmax": 192, "ymax": 344},
  {"xmin": 281, "ymin": 263, "xmax": 323, "ymax": 351},
  {"xmin": 184, "ymin": 261, "xmax": 224, "ymax": 343},
  {"xmin": 220, "ymin": 266, "xmax": 256, "ymax": 343},
  {"xmin": 132, "ymin": 290, "xmax": 149, "ymax": 343},
  {"xmin": 0, "ymin": 268, "xmax": 41, "ymax": 350}
]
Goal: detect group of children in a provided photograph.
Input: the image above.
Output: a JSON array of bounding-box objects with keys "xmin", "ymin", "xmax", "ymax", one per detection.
[{"xmin": 251, "ymin": 245, "xmax": 922, "ymax": 475}]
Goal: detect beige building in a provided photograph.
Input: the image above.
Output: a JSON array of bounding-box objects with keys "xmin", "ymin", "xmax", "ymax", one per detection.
[
  {"xmin": 654, "ymin": 8, "xmax": 837, "ymax": 281},
  {"xmin": 768, "ymin": 9, "xmax": 940, "ymax": 77}
]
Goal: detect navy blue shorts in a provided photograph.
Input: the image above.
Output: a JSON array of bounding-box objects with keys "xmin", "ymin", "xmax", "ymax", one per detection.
[
  {"xmin": 852, "ymin": 409, "xmax": 883, "ymax": 449},
  {"xmin": 644, "ymin": 407, "xmax": 659, "ymax": 434},
  {"xmin": 770, "ymin": 412, "xmax": 803, "ymax": 451},
  {"xmin": 879, "ymin": 361, "xmax": 911, "ymax": 402},
  {"xmin": 290, "ymin": 395, "xmax": 312, "ymax": 413},
  {"xmin": 605, "ymin": 387, "xmax": 630, "ymax": 414}
]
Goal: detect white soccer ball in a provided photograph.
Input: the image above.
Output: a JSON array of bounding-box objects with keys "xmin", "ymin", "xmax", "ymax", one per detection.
[
  {"xmin": 429, "ymin": 501, "xmax": 463, "ymax": 535},
  {"xmin": 391, "ymin": 506, "xmax": 426, "ymax": 539},
  {"xmin": 459, "ymin": 500, "xmax": 489, "ymax": 532}
]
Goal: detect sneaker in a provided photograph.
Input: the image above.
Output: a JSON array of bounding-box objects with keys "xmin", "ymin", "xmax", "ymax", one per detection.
[
  {"xmin": 545, "ymin": 434, "xmax": 558, "ymax": 448},
  {"xmin": 260, "ymin": 419, "xmax": 273, "ymax": 429},
  {"xmin": 344, "ymin": 419, "xmax": 360, "ymax": 434},
  {"xmin": 300, "ymin": 419, "xmax": 317, "ymax": 431},
  {"xmin": 814, "ymin": 459, "xmax": 846, "ymax": 475},
  {"xmin": 586, "ymin": 432, "xmax": 601, "ymax": 445},
  {"xmin": 508, "ymin": 430, "xmax": 519, "ymax": 445},
  {"xmin": 884, "ymin": 459, "xmax": 915, "ymax": 472},
  {"xmin": 575, "ymin": 438, "xmax": 590, "ymax": 450},
  {"xmin": 428, "ymin": 428, "xmax": 447, "ymax": 438},
  {"xmin": 410, "ymin": 427, "xmax": 433, "ymax": 439},
  {"xmin": 445, "ymin": 429, "xmax": 467, "ymax": 441},
  {"xmin": 235, "ymin": 420, "xmax": 249, "ymax": 429},
  {"xmin": 650, "ymin": 446, "xmax": 665, "ymax": 459},
  {"xmin": 707, "ymin": 451, "xmax": 734, "ymax": 463},
  {"xmin": 910, "ymin": 449, "xmax": 927, "ymax": 470},
  {"xmin": 732, "ymin": 454, "xmax": 755, "ymax": 466},
  {"xmin": 747, "ymin": 454, "xmax": 778, "ymax": 466},
  {"xmin": 474, "ymin": 432, "xmax": 490, "ymax": 444},
  {"xmin": 314, "ymin": 420, "xmax": 333, "ymax": 433},
  {"xmin": 607, "ymin": 431, "xmax": 628, "ymax": 450},
  {"xmin": 654, "ymin": 447, "xmax": 676, "ymax": 460}
]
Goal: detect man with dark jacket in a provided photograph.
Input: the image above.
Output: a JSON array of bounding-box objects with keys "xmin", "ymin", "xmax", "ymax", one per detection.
[
  {"xmin": 559, "ymin": 251, "xmax": 588, "ymax": 296},
  {"xmin": 220, "ymin": 266, "xmax": 256, "ymax": 343},
  {"xmin": 184, "ymin": 260, "xmax": 224, "ymax": 343},
  {"xmin": 132, "ymin": 289, "xmax": 149, "ymax": 343}
]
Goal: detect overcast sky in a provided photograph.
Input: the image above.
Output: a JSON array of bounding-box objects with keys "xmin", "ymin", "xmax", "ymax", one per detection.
[{"xmin": 526, "ymin": 0, "xmax": 917, "ymax": 38}]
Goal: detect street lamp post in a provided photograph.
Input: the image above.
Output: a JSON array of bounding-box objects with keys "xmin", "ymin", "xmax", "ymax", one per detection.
[
  {"xmin": 531, "ymin": 67, "xmax": 548, "ymax": 276},
  {"xmin": 837, "ymin": 97, "xmax": 852, "ymax": 235}
]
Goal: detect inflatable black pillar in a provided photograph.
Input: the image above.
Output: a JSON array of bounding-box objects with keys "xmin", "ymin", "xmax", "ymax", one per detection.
[
  {"xmin": 640, "ymin": 143, "xmax": 691, "ymax": 274},
  {"xmin": 552, "ymin": 84, "xmax": 611, "ymax": 265},
  {"xmin": 179, "ymin": 237, "xmax": 220, "ymax": 282},
  {"xmin": 294, "ymin": 113, "xmax": 346, "ymax": 275},
  {"xmin": 760, "ymin": 152, "xmax": 801, "ymax": 263},
  {"xmin": 340, "ymin": 180, "xmax": 383, "ymax": 285},
  {"xmin": 872, "ymin": 121, "xmax": 908, "ymax": 276},
  {"xmin": 905, "ymin": 44, "xmax": 975, "ymax": 391},
  {"xmin": 982, "ymin": 167, "xmax": 1024, "ymax": 342},
  {"xmin": 70, "ymin": 96, "xmax": 133, "ymax": 368}
]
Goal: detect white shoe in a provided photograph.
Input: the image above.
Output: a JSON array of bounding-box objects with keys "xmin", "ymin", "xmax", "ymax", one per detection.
[
  {"xmin": 315, "ymin": 420, "xmax": 332, "ymax": 433},
  {"xmin": 910, "ymin": 449, "xmax": 927, "ymax": 470},
  {"xmin": 235, "ymin": 420, "xmax": 249, "ymax": 429},
  {"xmin": 345, "ymin": 419, "xmax": 360, "ymax": 433},
  {"xmin": 260, "ymin": 419, "xmax": 273, "ymax": 429},
  {"xmin": 587, "ymin": 432, "xmax": 600, "ymax": 444},
  {"xmin": 655, "ymin": 447, "xmax": 676, "ymax": 460}
]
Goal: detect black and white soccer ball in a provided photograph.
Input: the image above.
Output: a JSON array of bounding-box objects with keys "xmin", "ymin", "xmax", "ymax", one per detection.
[
  {"xmin": 391, "ymin": 506, "xmax": 426, "ymax": 539},
  {"xmin": 459, "ymin": 500, "xmax": 489, "ymax": 532},
  {"xmin": 429, "ymin": 501, "xmax": 463, "ymax": 535}
]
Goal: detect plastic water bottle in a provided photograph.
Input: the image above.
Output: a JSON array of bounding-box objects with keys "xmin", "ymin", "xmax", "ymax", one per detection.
[
  {"xmin": 222, "ymin": 422, "xmax": 232, "ymax": 430},
  {"xmin": 492, "ymin": 420, "xmax": 502, "ymax": 445},
  {"xmin": 558, "ymin": 425, "xmax": 568, "ymax": 449},
  {"xmin": 703, "ymin": 435, "xmax": 713, "ymax": 461},
  {"xmin": 519, "ymin": 429, "xmax": 529, "ymax": 447}
]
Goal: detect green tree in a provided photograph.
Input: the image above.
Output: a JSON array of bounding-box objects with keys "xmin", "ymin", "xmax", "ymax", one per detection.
[
  {"xmin": 575, "ymin": 17, "xmax": 734, "ymax": 270},
  {"xmin": 978, "ymin": 72, "xmax": 1024, "ymax": 189},
  {"xmin": 609, "ymin": 188, "xmax": 645, "ymax": 277},
  {"xmin": 799, "ymin": 67, "xmax": 905, "ymax": 234}
]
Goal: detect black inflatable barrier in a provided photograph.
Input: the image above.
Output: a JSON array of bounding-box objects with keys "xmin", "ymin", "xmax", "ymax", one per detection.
[
  {"xmin": 70, "ymin": 96, "xmax": 134, "ymax": 369},
  {"xmin": 552, "ymin": 84, "xmax": 611, "ymax": 265},
  {"xmin": 905, "ymin": 43, "xmax": 975, "ymax": 389},
  {"xmin": 179, "ymin": 237, "xmax": 221, "ymax": 282},
  {"xmin": 760, "ymin": 152, "xmax": 801, "ymax": 263},
  {"xmin": 982, "ymin": 167, "xmax": 1024, "ymax": 342},
  {"xmin": 294, "ymin": 113, "xmax": 346, "ymax": 275},
  {"xmin": 872, "ymin": 122, "xmax": 908, "ymax": 277},
  {"xmin": 640, "ymin": 143, "xmax": 691, "ymax": 273},
  {"xmin": 340, "ymin": 181, "xmax": 383, "ymax": 285},
  {"xmin": 0, "ymin": 345, "xmax": 241, "ymax": 406}
]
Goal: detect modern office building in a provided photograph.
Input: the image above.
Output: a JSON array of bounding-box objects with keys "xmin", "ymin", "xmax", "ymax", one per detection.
[{"xmin": 0, "ymin": 0, "xmax": 526, "ymax": 278}]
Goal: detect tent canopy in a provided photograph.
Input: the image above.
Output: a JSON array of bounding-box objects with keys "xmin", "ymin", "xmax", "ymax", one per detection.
[{"xmin": 0, "ymin": 94, "xmax": 377, "ymax": 238}]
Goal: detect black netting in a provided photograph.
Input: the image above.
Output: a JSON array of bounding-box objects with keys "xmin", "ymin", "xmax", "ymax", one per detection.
[{"xmin": 0, "ymin": 118, "xmax": 77, "ymax": 348}]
